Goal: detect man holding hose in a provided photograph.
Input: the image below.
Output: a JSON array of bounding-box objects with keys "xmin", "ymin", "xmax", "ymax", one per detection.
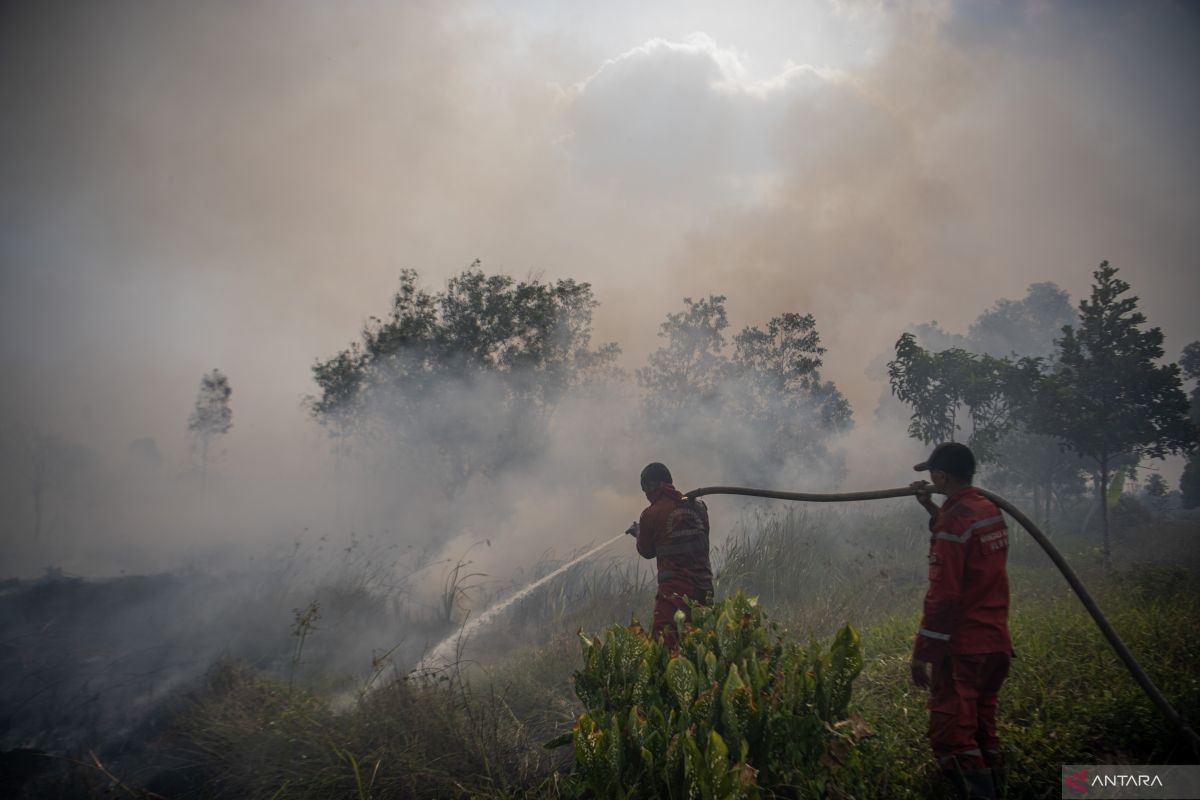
[
  {"xmin": 910, "ymin": 442, "xmax": 1012, "ymax": 800},
  {"xmin": 626, "ymin": 462, "xmax": 713, "ymax": 649}
]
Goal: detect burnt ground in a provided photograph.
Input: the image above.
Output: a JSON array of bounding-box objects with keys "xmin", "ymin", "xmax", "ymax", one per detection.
[{"xmin": 0, "ymin": 568, "xmax": 428, "ymax": 798}]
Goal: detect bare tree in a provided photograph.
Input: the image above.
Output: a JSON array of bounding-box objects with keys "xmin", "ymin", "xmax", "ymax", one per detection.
[{"xmin": 188, "ymin": 369, "xmax": 233, "ymax": 490}]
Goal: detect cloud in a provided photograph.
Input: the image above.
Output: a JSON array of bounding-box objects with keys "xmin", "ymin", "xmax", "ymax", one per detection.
[{"xmin": 566, "ymin": 33, "xmax": 851, "ymax": 207}]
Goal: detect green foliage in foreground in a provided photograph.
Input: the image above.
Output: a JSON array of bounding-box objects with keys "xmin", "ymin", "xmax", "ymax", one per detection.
[{"xmin": 559, "ymin": 591, "xmax": 868, "ymax": 799}]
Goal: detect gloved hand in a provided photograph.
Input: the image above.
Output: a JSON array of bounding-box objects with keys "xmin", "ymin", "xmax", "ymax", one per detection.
[{"xmin": 625, "ymin": 521, "xmax": 639, "ymax": 537}]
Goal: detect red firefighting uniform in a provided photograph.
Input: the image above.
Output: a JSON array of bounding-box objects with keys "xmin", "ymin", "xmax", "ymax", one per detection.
[
  {"xmin": 915, "ymin": 486, "xmax": 1013, "ymax": 772},
  {"xmin": 636, "ymin": 483, "xmax": 713, "ymax": 647}
]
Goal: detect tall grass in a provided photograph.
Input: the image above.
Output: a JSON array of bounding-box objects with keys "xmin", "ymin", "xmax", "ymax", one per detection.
[{"xmin": 147, "ymin": 509, "xmax": 1200, "ymax": 797}]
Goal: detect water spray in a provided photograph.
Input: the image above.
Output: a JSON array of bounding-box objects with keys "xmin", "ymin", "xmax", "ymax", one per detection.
[
  {"xmin": 408, "ymin": 481, "xmax": 1198, "ymax": 755},
  {"xmin": 684, "ymin": 483, "xmax": 1200, "ymax": 756},
  {"xmin": 412, "ymin": 532, "xmax": 626, "ymax": 674}
]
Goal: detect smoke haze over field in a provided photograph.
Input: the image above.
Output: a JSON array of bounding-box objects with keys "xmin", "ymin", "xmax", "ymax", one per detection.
[{"xmin": 2, "ymin": 1, "xmax": 1199, "ymax": 580}]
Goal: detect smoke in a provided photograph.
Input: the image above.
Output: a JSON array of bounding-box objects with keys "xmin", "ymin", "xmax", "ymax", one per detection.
[
  {"xmin": 1, "ymin": 1, "xmax": 1197, "ymax": 585},
  {"xmin": 5, "ymin": 5, "xmax": 1198, "ymax": 785}
]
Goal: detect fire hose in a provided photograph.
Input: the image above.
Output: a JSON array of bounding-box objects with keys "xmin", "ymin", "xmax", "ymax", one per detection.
[{"xmin": 683, "ymin": 483, "xmax": 1200, "ymax": 756}]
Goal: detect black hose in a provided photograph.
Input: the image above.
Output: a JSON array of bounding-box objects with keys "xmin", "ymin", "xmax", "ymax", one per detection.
[{"xmin": 685, "ymin": 484, "xmax": 1200, "ymax": 757}]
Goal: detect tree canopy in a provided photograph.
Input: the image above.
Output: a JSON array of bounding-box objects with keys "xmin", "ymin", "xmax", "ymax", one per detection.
[
  {"xmin": 1179, "ymin": 340, "xmax": 1200, "ymax": 509},
  {"xmin": 886, "ymin": 333, "xmax": 1039, "ymax": 460},
  {"xmin": 1035, "ymin": 263, "xmax": 1194, "ymax": 470},
  {"xmin": 638, "ymin": 296, "xmax": 851, "ymax": 484},
  {"xmin": 308, "ymin": 264, "xmax": 620, "ymax": 492},
  {"xmin": 188, "ymin": 368, "xmax": 233, "ymax": 489},
  {"xmin": 889, "ymin": 265, "xmax": 1195, "ymax": 554}
]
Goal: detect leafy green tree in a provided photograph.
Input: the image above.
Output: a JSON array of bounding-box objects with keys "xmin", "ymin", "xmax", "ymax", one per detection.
[
  {"xmin": 1143, "ymin": 473, "xmax": 1168, "ymax": 499},
  {"xmin": 1182, "ymin": 459, "xmax": 1200, "ymax": 510},
  {"xmin": 188, "ymin": 369, "xmax": 233, "ymax": 490},
  {"xmin": 729, "ymin": 312, "xmax": 852, "ymax": 481},
  {"xmin": 886, "ymin": 333, "xmax": 1037, "ymax": 461},
  {"xmin": 638, "ymin": 298, "xmax": 851, "ymax": 484},
  {"xmin": 963, "ymin": 283, "xmax": 1079, "ymax": 523},
  {"xmin": 1142, "ymin": 473, "xmax": 1170, "ymax": 515},
  {"xmin": 1179, "ymin": 341, "xmax": 1200, "ymax": 509},
  {"xmin": 883, "ymin": 284, "xmax": 1079, "ymax": 522},
  {"xmin": 1034, "ymin": 263, "xmax": 1196, "ymax": 566},
  {"xmin": 309, "ymin": 264, "xmax": 620, "ymax": 496},
  {"xmin": 636, "ymin": 295, "xmax": 730, "ymax": 421}
]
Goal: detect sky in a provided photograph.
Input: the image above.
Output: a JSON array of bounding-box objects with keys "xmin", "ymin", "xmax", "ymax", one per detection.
[{"xmin": 1, "ymin": 0, "xmax": 1198, "ymax": 576}]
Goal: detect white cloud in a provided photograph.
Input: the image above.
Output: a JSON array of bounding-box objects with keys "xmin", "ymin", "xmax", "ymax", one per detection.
[{"xmin": 567, "ymin": 33, "xmax": 854, "ymax": 207}]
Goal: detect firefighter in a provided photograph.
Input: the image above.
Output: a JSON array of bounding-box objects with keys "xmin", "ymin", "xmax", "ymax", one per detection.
[
  {"xmin": 625, "ymin": 462, "xmax": 713, "ymax": 649},
  {"xmin": 910, "ymin": 442, "xmax": 1012, "ymax": 800}
]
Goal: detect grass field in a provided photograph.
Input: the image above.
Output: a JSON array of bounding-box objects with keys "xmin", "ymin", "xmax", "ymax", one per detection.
[{"xmin": 8, "ymin": 505, "xmax": 1199, "ymax": 798}]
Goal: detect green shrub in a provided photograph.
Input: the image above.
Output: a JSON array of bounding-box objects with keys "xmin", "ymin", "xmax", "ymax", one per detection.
[{"xmin": 559, "ymin": 591, "xmax": 868, "ymax": 799}]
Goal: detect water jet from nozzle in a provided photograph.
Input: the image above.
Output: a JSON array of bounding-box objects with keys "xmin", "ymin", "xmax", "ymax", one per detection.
[{"xmin": 412, "ymin": 532, "xmax": 626, "ymax": 674}]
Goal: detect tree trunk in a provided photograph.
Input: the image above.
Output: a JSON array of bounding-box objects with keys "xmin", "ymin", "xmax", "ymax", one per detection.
[
  {"xmin": 200, "ymin": 437, "xmax": 209, "ymax": 495},
  {"xmin": 1099, "ymin": 455, "xmax": 1111, "ymax": 571}
]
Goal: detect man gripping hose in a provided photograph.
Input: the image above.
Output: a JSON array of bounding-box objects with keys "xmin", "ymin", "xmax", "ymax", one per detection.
[
  {"xmin": 626, "ymin": 462, "xmax": 713, "ymax": 649},
  {"xmin": 910, "ymin": 442, "xmax": 1013, "ymax": 800}
]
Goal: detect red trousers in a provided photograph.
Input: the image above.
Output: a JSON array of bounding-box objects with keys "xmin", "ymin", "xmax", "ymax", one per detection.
[
  {"xmin": 928, "ymin": 652, "xmax": 1010, "ymax": 770},
  {"xmin": 651, "ymin": 587, "xmax": 708, "ymax": 650}
]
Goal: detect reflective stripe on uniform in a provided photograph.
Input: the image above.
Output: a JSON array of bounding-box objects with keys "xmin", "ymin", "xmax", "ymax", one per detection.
[
  {"xmin": 919, "ymin": 627, "xmax": 951, "ymax": 641},
  {"xmin": 933, "ymin": 515, "xmax": 1004, "ymax": 544}
]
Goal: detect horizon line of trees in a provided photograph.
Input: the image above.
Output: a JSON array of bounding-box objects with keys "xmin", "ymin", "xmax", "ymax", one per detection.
[
  {"xmin": 306, "ymin": 262, "xmax": 853, "ymax": 500},
  {"xmin": 6, "ymin": 261, "xmax": 1196, "ymax": 556},
  {"xmin": 307, "ymin": 258, "xmax": 1199, "ymax": 559},
  {"xmin": 887, "ymin": 261, "xmax": 1198, "ymax": 568}
]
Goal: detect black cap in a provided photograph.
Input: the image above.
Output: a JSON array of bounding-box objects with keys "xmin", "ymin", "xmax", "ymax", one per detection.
[
  {"xmin": 913, "ymin": 442, "xmax": 975, "ymax": 479},
  {"xmin": 640, "ymin": 462, "xmax": 673, "ymax": 489}
]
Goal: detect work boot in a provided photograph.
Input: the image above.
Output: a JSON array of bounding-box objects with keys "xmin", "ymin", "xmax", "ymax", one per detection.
[{"xmin": 983, "ymin": 748, "xmax": 1008, "ymax": 799}]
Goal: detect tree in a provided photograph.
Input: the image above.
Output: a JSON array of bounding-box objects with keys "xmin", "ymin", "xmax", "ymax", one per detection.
[
  {"xmin": 636, "ymin": 295, "xmax": 729, "ymax": 421},
  {"xmin": 308, "ymin": 264, "xmax": 620, "ymax": 497},
  {"xmin": 885, "ymin": 283, "xmax": 1085, "ymax": 527},
  {"xmin": 1182, "ymin": 459, "xmax": 1200, "ymax": 510},
  {"xmin": 188, "ymin": 368, "xmax": 233, "ymax": 489},
  {"xmin": 984, "ymin": 428, "xmax": 1087, "ymax": 526},
  {"xmin": 729, "ymin": 312, "xmax": 852, "ymax": 481},
  {"xmin": 886, "ymin": 333, "xmax": 1038, "ymax": 461},
  {"xmin": 967, "ymin": 282, "xmax": 1075, "ymax": 359},
  {"xmin": 638, "ymin": 297, "xmax": 851, "ymax": 485},
  {"xmin": 1180, "ymin": 341, "xmax": 1200, "ymax": 509},
  {"xmin": 1142, "ymin": 473, "xmax": 1169, "ymax": 515},
  {"xmin": 1034, "ymin": 263, "xmax": 1196, "ymax": 566}
]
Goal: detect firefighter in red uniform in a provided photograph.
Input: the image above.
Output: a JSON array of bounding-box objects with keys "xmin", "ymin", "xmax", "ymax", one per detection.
[
  {"xmin": 626, "ymin": 462, "xmax": 713, "ymax": 649},
  {"xmin": 910, "ymin": 442, "xmax": 1012, "ymax": 800}
]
